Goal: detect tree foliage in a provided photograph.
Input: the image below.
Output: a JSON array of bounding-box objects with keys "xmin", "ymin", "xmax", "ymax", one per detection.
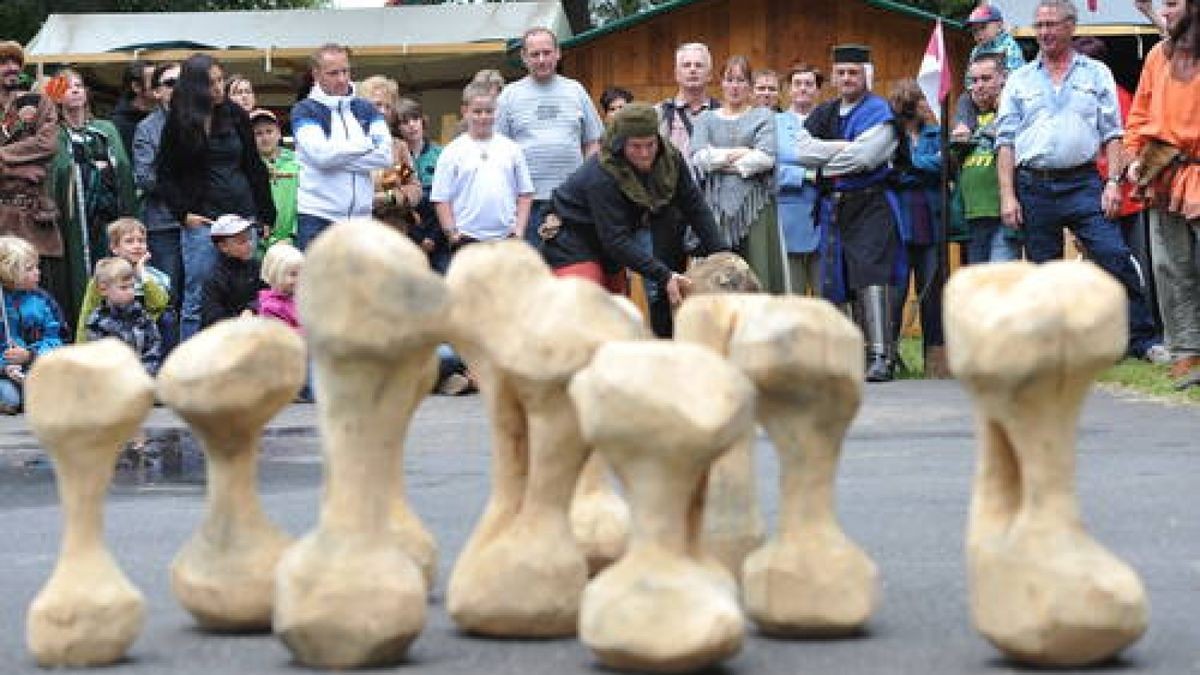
[{"xmin": 1, "ymin": 0, "xmax": 326, "ymax": 45}]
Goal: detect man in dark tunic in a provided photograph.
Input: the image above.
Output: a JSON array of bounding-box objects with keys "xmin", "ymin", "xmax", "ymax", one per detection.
[
  {"xmin": 543, "ymin": 103, "xmax": 730, "ymax": 336},
  {"xmin": 797, "ymin": 45, "xmax": 905, "ymax": 382}
]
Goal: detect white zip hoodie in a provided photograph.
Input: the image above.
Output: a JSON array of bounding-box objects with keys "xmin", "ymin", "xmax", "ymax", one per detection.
[{"xmin": 293, "ymin": 83, "xmax": 393, "ymax": 222}]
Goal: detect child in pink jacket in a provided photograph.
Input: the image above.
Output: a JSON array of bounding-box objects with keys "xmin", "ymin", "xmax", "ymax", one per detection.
[
  {"xmin": 257, "ymin": 242, "xmax": 303, "ymax": 332},
  {"xmin": 257, "ymin": 242, "xmax": 309, "ymax": 400}
]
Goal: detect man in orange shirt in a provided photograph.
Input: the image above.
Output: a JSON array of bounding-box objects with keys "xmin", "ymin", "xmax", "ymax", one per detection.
[{"xmin": 1125, "ymin": 0, "xmax": 1200, "ymax": 389}]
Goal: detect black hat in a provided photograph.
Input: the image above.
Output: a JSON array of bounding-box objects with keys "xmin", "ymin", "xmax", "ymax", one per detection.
[{"xmin": 832, "ymin": 44, "xmax": 871, "ymax": 64}]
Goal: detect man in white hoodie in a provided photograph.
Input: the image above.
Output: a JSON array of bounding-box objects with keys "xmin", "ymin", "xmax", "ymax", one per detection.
[{"xmin": 291, "ymin": 43, "xmax": 393, "ymax": 250}]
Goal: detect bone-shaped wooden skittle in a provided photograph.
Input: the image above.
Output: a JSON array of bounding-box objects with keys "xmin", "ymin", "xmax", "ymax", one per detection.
[
  {"xmin": 158, "ymin": 317, "xmax": 305, "ymax": 631},
  {"xmin": 25, "ymin": 340, "xmax": 155, "ymax": 666},
  {"xmin": 677, "ymin": 294, "xmax": 879, "ymax": 635},
  {"xmin": 274, "ymin": 219, "xmax": 444, "ymax": 668},
  {"xmin": 571, "ymin": 340, "xmax": 755, "ymax": 672},
  {"xmin": 945, "ymin": 261, "xmax": 1148, "ymax": 667},
  {"xmin": 444, "ymin": 241, "xmax": 645, "ymax": 637}
]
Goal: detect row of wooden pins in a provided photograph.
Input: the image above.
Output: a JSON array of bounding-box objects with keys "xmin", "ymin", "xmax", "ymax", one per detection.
[{"xmin": 23, "ymin": 219, "xmax": 1147, "ymax": 671}]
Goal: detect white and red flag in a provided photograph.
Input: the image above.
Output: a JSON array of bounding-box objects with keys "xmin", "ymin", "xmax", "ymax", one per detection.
[{"xmin": 917, "ymin": 19, "xmax": 953, "ymax": 122}]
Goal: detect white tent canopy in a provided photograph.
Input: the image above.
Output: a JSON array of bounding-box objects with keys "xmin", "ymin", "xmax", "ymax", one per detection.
[{"xmin": 24, "ymin": 2, "xmax": 569, "ymax": 94}]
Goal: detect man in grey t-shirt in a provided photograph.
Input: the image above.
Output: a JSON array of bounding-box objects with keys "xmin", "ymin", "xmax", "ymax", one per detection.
[{"xmin": 495, "ymin": 27, "xmax": 604, "ymax": 250}]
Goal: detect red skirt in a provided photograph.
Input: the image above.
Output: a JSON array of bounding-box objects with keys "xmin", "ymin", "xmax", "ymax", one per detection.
[{"xmin": 552, "ymin": 261, "xmax": 628, "ymax": 295}]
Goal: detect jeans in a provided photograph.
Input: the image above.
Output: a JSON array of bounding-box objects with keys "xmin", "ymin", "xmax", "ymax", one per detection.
[
  {"xmin": 1119, "ymin": 211, "xmax": 1161, "ymax": 331},
  {"xmin": 525, "ymin": 200, "xmax": 551, "ymax": 252},
  {"xmin": 1150, "ymin": 211, "xmax": 1200, "ymax": 356},
  {"xmin": 147, "ymin": 228, "xmax": 183, "ymax": 306},
  {"xmin": 966, "ymin": 217, "xmax": 1021, "ymax": 264},
  {"xmin": 904, "ymin": 242, "xmax": 945, "ymax": 348},
  {"xmin": 180, "ymin": 224, "xmax": 217, "ymax": 342},
  {"xmin": 1017, "ymin": 169, "xmax": 1160, "ymax": 355},
  {"xmin": 148, "ymin": 227, "xmax": 183, "ymax": 353},
  {"xmin": 296, "ymin": 213, "xmax": 334, "ymax": 252},
  {"xmin": 634, "ymin": 227, "xmax": 673, "ymax": 337},
  {"xmin": 0, "ymin": 377, "xmax": 21, "ymax": 410}
]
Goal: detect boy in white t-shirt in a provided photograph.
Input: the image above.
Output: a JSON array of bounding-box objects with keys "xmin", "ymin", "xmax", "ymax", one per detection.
[{"xmin": 432, "ymin": 83, "xmax": 534, "ymax": 248}]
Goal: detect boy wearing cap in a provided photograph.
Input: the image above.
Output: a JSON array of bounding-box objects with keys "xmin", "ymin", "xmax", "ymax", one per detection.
[
  {"xmin": 250, "ymin": 109, "xmax": 299, "ymax": 255},
  {"xmin": 956, "ymin": 5, "xmax": 1027, "ymax": 130},
  {"xmin": 432, "ymin": 83, "xmax": 534, "ymax": 248},
  {"xmin": 965, "ymin": 4, "xmax": 1026, "ymax": 82},
  {"xmin": 200, "ymin": 214, "xmax": 263, "ymax": 328}
]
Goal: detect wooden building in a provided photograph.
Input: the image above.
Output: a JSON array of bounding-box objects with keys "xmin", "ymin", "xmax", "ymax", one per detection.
[{"xmin": 561, "ymin": 0, "xmax": 973, "ymax": 107}]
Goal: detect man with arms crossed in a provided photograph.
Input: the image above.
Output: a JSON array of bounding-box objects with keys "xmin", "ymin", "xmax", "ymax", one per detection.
[{"xmin": 291, "ymin": 44, "xmax": 392, "ymax": 250}]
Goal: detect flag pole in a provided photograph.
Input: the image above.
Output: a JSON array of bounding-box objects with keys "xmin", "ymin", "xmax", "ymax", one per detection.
[{"xmin": 938, "ymin": 94, "xmax": 951, "ymax": 301}]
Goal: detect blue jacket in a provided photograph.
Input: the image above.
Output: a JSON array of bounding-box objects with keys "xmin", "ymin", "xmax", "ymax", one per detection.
[
  {"xmin": 892, "ymin": 124, "xmax": 944, "ymax": 245},
  {"xmin": 291, "ymin": 85, "xmax": 393, "ymax": 222},
  {"xmin": 774, "ymin": 111, "xmax": 821, "ymax": 254},
  {"xmin": 2, "ymin": 288, "xmax": 65, "ymax": 365}
]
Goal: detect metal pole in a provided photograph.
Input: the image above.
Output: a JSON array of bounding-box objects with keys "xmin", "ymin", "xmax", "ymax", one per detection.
[{"xmin": 937, "ymin": 94, "xmax": 951, "ymax": 296}]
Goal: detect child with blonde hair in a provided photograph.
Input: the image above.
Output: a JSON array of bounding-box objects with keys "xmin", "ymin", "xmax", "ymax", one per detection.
[
  {"xmin": 76, "ymin": 217, "xmax": 170, "ymax": 343},
  {"xmin": 0, "ymin": 236, "xmax": 65, "ymax": 413},
  {"xmin": 257, "ymin": 242, "xmax": 310, "ymax": 401},
  {"xmin": 257, "ymin": 242, "xmax": 303, "ymax": 331},
  {"xmin": 84, "ymin": 257, "xmax": 163, "ymax": 376}
]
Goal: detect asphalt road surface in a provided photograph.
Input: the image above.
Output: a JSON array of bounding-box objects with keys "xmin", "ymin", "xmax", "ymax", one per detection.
[{"xmin": 0, "ymin": 381, "xmax": 1196, "ymax": 674}]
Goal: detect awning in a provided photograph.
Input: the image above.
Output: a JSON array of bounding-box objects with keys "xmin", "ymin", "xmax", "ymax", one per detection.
[
  {"xmin": 23, "ymin": 2, "xmax": 569, "ymax": 95},
  {"xmin": 991, "ymin": 0, "xmax": 1160, "ymax": 36}
]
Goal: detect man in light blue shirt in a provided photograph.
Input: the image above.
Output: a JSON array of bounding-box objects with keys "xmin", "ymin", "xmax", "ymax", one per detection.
[{"xmin": 995, "ymin": 0, "xmax": 1162, "ymax": 361}]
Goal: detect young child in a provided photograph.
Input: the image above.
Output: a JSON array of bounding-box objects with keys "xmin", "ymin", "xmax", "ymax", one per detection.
[
  {"xmin": 0, "ymin": 236, "xmax": 65, "ymax": 414},
  {"xmin": 431, "ymin": 82, "xmax": 534, "ymax": 249},
  {"xmin": 249, "ymin": 109, "xmax": 299, "ymax": 257},
  {"xmin": 257, "ymin": 242, "xmax": 310, "ymax": 401},
  {"xmin": 257, "ymin": 242, "xmax": 303, "ymax": 332},
  {"xmin": 76, "ymin": 217, "xmax": 171, "ymax": 343},
  {"xmin": 84, "ymin": 257, "xmax": 163, "ymax": 376},
  {"xmin": 201, "ymin": 214, "xmax": 263, "ymax": 329}
]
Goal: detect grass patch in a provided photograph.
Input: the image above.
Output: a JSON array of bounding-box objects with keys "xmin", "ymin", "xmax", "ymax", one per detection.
[
  {"xmin": 898, "ymin": 338, "xmax": 1199, "ymax": 404},
  {"xmin": 896, "ymin": 337, "xmax": 925, "ymax": 380},
  {"xmin": 1098, "ymin": 357, "xmax": 1200, "ymax": 404}
]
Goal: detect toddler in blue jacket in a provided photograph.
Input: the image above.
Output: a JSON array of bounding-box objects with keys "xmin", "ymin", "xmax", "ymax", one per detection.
[{"xmin": 0, "ymin": 236, "xmax": 65, "ymax": 414}]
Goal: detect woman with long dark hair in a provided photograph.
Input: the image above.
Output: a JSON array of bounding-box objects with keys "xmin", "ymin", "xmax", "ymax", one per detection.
[
  {"xmin": 45, "ymin": 68, "xmax": 137, "ymax": 325},
  {"xmin": 1126, "ymin": 0, "xmax": 1200, "ymax": 389},
  {"xmin": 156, "ymin": 53, "xmax": 274, "ymax": 340}
]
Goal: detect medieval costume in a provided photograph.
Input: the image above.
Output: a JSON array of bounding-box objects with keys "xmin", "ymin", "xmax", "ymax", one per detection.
[
  {"xmin": 47, "ymin": 112, "xmax": 137, "ymax": 326},
  {"xmin": 691, "ymin": 105, "xmax": 785, "ymax": 292},
  {"xmin": 797, "ymin": 45, "xmax": 905, "ymax": 381},
  {"xmin": 0, "ymin": 44, "xmax": 63, "ymax": 306}
]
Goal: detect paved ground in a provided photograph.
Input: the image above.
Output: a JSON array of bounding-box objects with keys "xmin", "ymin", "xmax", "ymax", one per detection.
[{"xmin": 0, "ymin": 381, "xmax": 1196, "ymax": 674}]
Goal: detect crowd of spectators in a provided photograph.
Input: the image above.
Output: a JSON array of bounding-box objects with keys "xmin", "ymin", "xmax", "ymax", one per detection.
[{"xmin": 0, "ymin": 0, "xmax": 1196, "ymax": 417}]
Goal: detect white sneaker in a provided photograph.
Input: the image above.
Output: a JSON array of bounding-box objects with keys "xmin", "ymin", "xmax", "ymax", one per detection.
[{"xmin": 1143, "ymin": 344, "xmax": 1172, "ymax": 365}]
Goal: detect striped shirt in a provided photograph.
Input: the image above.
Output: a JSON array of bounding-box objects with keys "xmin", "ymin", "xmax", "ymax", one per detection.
[
  {"xmin": 996, "ymin": 52, "xmax": 1123, "ymax": 170},
  {"xmin": 495, "ymin": 75, "xmax": 604, "ymax": 200}
]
